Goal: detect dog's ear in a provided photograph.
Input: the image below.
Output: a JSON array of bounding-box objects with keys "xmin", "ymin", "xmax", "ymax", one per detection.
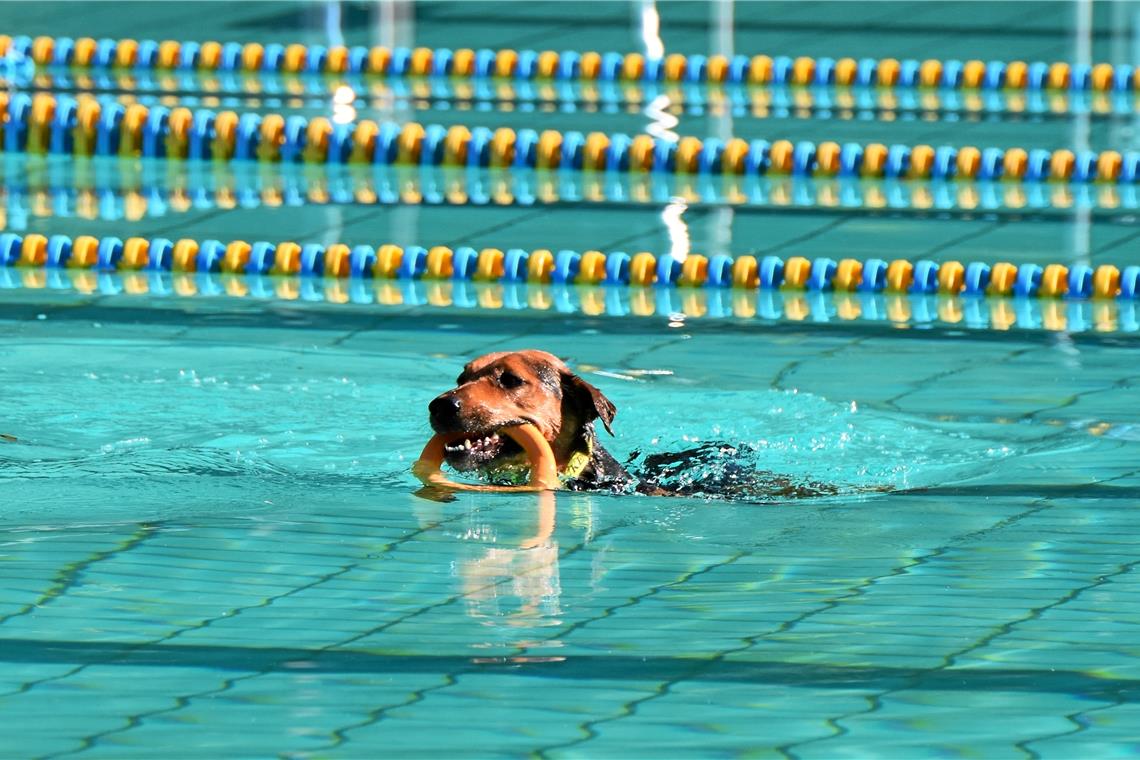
[{"xmin": 562, "ymin": 372, "xmax": 617, "ymax": 436}]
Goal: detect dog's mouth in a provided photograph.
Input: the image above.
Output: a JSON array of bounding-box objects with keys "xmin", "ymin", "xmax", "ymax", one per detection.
[{"xmin": 441, "ymin": 429, "xmax": 526, "ymax": 471}]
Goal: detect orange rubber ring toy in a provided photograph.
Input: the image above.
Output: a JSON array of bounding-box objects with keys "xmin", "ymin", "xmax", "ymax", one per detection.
[{"xmin": 413, "ymin": 424, "xmax": 560, "ymax": 492}]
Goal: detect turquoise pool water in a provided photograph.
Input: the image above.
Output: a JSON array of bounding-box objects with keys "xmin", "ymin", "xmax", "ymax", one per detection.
[
  {"xmin": 5, "ymin": 0, "xmax": 1140, "ymax": 756},
  {"xmin": 3, "ymin": 286, "xmax": 1139, "ymax": 756}
]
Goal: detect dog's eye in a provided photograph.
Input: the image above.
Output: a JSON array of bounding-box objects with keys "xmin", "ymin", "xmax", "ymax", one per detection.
[{"xmin": 499, "ymin": 371, "xmax": 524, "ymax": 389}]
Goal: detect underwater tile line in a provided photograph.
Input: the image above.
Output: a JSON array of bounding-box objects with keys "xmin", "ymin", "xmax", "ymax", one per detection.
[
  {"xmin": 0, "ymin": 524, "xmax": 157, "ymax": 632},
  {"xmin": 3, "ymin": 638, "xmax": 1136, "ymax": 696},
  {"xmin": 0, "ymin": 513, "xmax": 471, "ymax": 755}
]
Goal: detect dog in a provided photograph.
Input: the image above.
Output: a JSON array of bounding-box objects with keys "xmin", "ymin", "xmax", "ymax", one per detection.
[
  {"xmin": 427, "ymin": 350, "xmax": 631, "ymax": 491},
  {"xmin": 427, "ymin": 350, "xmax": 841, "ymax": 499}
]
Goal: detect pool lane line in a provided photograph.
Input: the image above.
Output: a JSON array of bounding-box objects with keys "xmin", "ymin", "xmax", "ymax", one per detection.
[
  {"xmin": 2, "ymin": 94, "xmax": 1137, "ymax": 185},
  {"xmin": 18, "ymin": 70, "xmax": 1138, "ymax": 124},
  {"xmin": 5, "ymin": 163, "xmax": 1136, "ymax": 230},
  {"xmin": 2, "ymin": 267, "xmax": 1136, "ymax": 335},
  {"xmin": 6, "ymin": 34, "xmax": 1139, "ymax": 94},
  {"xmin": 1, "ymin": 232, "xmax": 1136, "ymax": 301}
]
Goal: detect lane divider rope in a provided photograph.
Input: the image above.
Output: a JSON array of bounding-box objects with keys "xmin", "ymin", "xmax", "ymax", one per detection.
[
  {"xmin": 6, "ymin": 34, "xmax": 1139, "ymax": 93},
  {"xmin": 22, "ymin": 70, "xmax": 1136, "ymax": 122},
  {"xmin": 2, "ymin": 266, "xmax": 1135, "ymax": 335},
  {"xmin": 2, "ymin": 164, "xmax": 1132, "ymax": 228},
  {"xmin": 0, "ymin": 232, "xmax": 1135, "ymax": 301},
  {"xmin": 2, "ymin": 94, "xmax": 1137, "ymax": 184}
]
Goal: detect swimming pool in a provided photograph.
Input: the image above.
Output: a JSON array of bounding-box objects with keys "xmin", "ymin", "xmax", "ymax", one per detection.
[{"xmin": 4, "ymin": 1, "xmax": 1140, "ymax": 757}]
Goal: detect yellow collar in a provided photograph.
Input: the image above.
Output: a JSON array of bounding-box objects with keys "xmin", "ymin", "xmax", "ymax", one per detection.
[{"xmin": 560, "ymin": 437, "xmax": 593, "ymax": 481}]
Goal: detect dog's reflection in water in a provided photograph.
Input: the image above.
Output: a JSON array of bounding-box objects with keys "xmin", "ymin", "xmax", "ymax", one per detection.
[{"xmin": 414, "ymin": 491, "xmax": 569, "ymax": 630}]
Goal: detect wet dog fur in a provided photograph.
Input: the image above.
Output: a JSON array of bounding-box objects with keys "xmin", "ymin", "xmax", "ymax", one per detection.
[
  {"xmin": 427, "ymin": 350, "xmax": 841, "ymax": 498},
  {"xmin": 428, "ymin": 350, "xmax": 631, "ymax": 491}
]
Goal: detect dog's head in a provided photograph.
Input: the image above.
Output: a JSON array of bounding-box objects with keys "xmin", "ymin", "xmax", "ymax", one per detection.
[{"xmin": 428, "ymin": 350, "xmax": 616, "ymax": 474}]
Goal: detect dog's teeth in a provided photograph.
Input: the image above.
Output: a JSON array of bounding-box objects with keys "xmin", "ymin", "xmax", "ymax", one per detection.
[{"xmin": 464, "ymin": 439, "xmax": 472, "ymax": 449}]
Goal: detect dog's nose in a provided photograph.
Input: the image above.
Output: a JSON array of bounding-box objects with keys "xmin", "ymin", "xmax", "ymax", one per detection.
[{"xmin": 429, "ymin": 394, "xmax": 462, "ymax": 430}]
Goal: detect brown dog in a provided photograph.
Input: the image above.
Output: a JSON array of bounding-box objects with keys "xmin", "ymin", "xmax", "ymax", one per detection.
[{"xmin": 428, "ymin": 350, "xmax": 631, "ymax": 490}]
